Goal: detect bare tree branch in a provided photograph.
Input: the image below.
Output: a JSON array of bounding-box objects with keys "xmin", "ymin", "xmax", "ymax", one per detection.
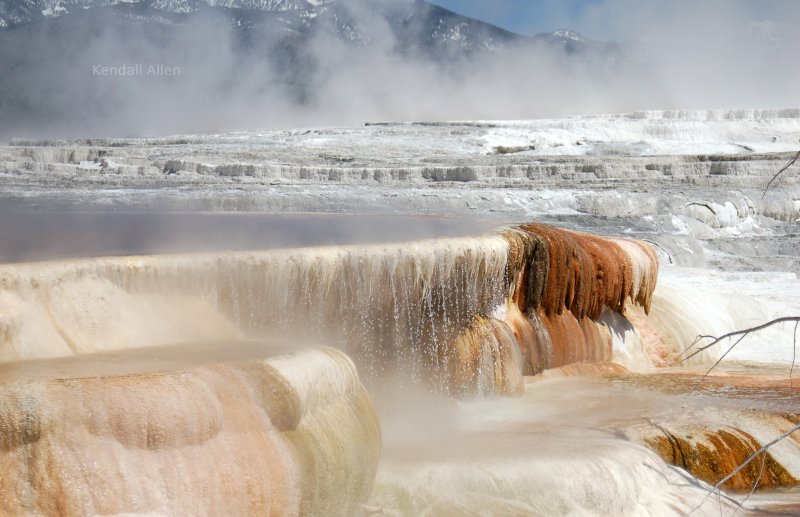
[
  {"xmin": 688, "ymin": 423, "xmax": 800, "ymax": 516},
  {"xmin": 732, "ymin": 452, "xmax": 767, "ymax": 517},
  {"xmin": 762, "ymin": 149, "xmax": 800, "ymax": 199},
  {"xmin": 790, "ymin": 320, "xmax": 799, "ymax": 387},
  {"xmin": 680, "ymin": 317, "xmax": 800, "ymax": 364},
  {"xmin": 696, "ymin": 334, "xmax": 748, "ymax": 385}
]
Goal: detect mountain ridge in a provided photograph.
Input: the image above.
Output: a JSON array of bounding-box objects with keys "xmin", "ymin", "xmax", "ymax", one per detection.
[
  {"xmin": 0, "ymin": 0, "xmax": 599, "ymax": 53},
  {"xmin": 0, "ymin": 0, "xmax": 619, "ymax": 139}
]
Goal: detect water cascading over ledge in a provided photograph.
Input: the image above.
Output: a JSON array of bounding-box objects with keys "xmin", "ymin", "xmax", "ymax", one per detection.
[
  {"xmin": 0, "ymin": 223, "xmax": 659, "ymax": 396},
  {"xmin": 9, "ymin": 222, "xmax": 749, "ymax": 515}
]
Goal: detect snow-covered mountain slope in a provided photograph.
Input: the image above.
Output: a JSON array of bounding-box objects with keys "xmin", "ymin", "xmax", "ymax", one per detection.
[
  {"xmin": 0, "ymin": 0, "xmax": 314, "ymax": 25},
  {"xmin": 0, "ymin": 0, "xmax": 615, "ymax": 139},
  {"xmin": 0, "ymin": 0, "xmax": 593, "ymax": 54}
]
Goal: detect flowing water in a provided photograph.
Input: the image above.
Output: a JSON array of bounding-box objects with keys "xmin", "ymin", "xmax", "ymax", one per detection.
[{"xmin": 0, "ymin": 211, "xmax": 797, "ymax": 516}]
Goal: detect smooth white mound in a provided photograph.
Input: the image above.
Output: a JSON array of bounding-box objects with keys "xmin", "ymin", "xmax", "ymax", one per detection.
[{"xmin": 0, "ymin": 347, "xmax": 381, "ymax": 516}]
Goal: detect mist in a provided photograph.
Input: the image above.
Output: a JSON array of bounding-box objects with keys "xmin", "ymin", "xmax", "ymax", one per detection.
[
  {"xmin": 0, "ymin": 211, "xmax": 492, "ymax": 264},
  {"xmin": 0, "ymin": 0, "xmax": 798, "ymax": 140}
]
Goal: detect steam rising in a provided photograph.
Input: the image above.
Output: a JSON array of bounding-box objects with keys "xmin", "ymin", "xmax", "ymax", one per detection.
[
  {"xmin": 0, "ymin": 0, "xmax": 798, "ymax": 139},
  {"xmin": 2, "ymin": 216, "xmax": 799, "ymax": 513}
]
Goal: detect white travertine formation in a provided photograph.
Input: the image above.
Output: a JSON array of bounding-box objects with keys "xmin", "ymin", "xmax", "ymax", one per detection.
[{"xmin": 0, "ymin": 347, "xmax": 381, "ymax": 517}]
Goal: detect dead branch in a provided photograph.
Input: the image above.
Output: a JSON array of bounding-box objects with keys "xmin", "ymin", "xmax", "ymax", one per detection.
[
  {"xmin": 762, "ymin": 149, "xmax": 800, "ymax": 199},
  {"xmin": 679, "ymin": 316, "xmax": 800, "ymax": 385},
  {"xmin": 681, "ymin": 316, "xmax": 800, "ymax": 363},
  {"xmin": 790, "ymin": 320, "xmax": 799, "ymax": 386},
  {"xmin": 688, "ymin": 422, "xmax": 800, "ymax": 516},
  {"xmin": 732, "ymin": 452, "xmax": 767, "ymax": 517}
]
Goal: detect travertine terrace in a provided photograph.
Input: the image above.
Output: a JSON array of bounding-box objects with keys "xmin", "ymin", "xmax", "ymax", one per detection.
[{"xmin": 1, "ymin": 109, "xmax": 799, "ymax": 515}]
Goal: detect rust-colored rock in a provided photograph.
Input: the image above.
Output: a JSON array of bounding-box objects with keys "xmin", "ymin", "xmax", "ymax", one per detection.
[
  {"xmin": 440, "ymin": 315, "xmax": 525, "ymax": 397},
  {"xmin": 492, "ymin": 225, "xmax": 656, "ymax": 389},
  {"xmin": 646, "ymin": 428, "xmax": 798, "ymax": 491},
  {"xmin": 537, "ymin": 310, "xmax": 613, "ymax": 368},
  {"xmin": 511, "ymin": 224, "xmax": 658, "ymax": 319}
]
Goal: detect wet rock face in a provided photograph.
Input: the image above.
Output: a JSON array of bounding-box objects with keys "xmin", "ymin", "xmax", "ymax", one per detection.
[
  {"xmin": 0, "ymin": 223, "xmax": 659, "ymax": 396},
  {"xmin": 616, "ymin": 370, "xmax": 800, "ymax": 492},
  {"xmin": 500, "ymin": 225, "xmax": 657, "ymax": 372},
  {"xmin": 0, "ymin": 348, "xmax": 381, "ymax": 517},
  {"xmin": 646, "ymin": 429, "xmax": 797, "ymax": 491},
  {"xmin": 507, "ymin": 224, "xmax": 658, "ymax": 318},
  {"xmin": 1, "ymin": 213, "xmax": 799, "ymax": 510}
]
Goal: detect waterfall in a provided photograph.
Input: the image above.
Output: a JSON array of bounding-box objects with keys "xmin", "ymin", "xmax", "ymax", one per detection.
[
  {"xmin": 3, "ymin": 221, "xmax": 799, "ymax": 515},
  {"xmin": 0, "ymin": 225, "xmax": 660, "ymax": 394}
]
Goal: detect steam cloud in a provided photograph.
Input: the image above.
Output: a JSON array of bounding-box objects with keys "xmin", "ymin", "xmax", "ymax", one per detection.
[{"xmin": 0, "ymin": 0, "xmax": 798, "ymax": 140}]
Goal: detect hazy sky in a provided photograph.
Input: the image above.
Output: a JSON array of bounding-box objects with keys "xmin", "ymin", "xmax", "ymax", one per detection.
[
  {"xmin": 2, "ymin": 0, "xmax": 798, "ymax": 138},
  {"xmin": 431, "ymin": 0, "xmax": 799, "ymax": 40},
  {"xmin": 431, "ymin": 0, "xmax": 604, "ymax": 36}
]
